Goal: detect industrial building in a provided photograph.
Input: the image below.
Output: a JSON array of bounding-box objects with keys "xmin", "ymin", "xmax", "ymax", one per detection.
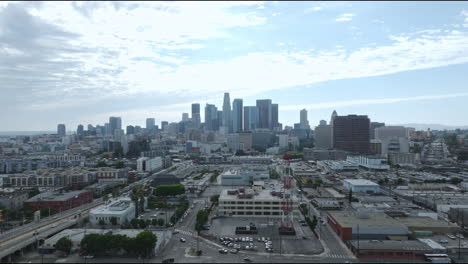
[
  {"xmin": 326, "ymin": 211, "xmax": 408, "ymax": 241},
  {"xmin": 220, "ymin": 166, "xmax": 269, "ymax": 186},
  {"xmin": 218, "ymin": 188, "xmax": 300, "ymax": 218},
  {"xmin": 25, "ymin": 190, "xmax": 93, "ymax": 212},
  {"xmin": 343, "ymin": 179, "xmax": 380, "ymax": 194},
  {"xmin": 348, "ymin": 240, "xmax": 432, "ymax": 260}
]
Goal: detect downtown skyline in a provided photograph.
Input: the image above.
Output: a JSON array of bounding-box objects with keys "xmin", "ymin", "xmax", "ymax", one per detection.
[{"xmin": 1, "ymin": 1, "xmax": 468, "ymax": 131}]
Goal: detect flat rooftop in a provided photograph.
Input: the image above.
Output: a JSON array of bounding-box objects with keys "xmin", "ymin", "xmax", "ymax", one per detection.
[
  {"xmin": 26, "ymin": 190, "xmax": 89, "ymax": 202},
  {"xmin": 397, "ymin": 216, "xmax": 459, "ymax": 229},
  {"xmin": 328, "ymin": 211, "xmax": 408, "ymax": 229},
  {"xmin": 349, "ymin": 240, "xmax": 432, "ymax": 251},
  {"xmin": 219, "ymin": 188, "xmax": 298, "ymax": 202},
  {"xmin": 344, "ymin": 179, "xmax": 379, "ymax": 186}
]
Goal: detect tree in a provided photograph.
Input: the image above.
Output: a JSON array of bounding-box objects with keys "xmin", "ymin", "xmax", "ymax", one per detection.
[
  {"xmin": 151, "ymin": 219, "xmax": 158, "ymax": 226},
  {"xmin": 348, "ymin": 189, "xmax": 353, "ymax": 203},
  {"xmin": 110, "ymin": 217, "xmax": 118, "ymax": 226},
  {"xmin": 55, "ymin": 237, "xmax": 73, "ymax": 255},
  {"xmin": 134, "ymin": 231, "xmax": 158, "ymax": 258},
  {"xmin": 96, "ymin": 161, "xmax": 108, "ymax": 167},
  {"xmin": 395, "ymin": 178, "xmax": 404, "ymax": 185},
  {"xmin": 450, "ymin": 177, "xmax": 463, "ymax": 185},
  {"xmin": 99, "ymin": 219, "xmax": 106, "ymax": 226},
  {"xmin": 299, "ymin": 204, "xmax": 308, "ymax": 215},
  {"xmin": 210, "ymin": 194, "xmax": 220, "ymax": 203},
  {"xmin": 154, "ymin": 184, "xmax": 185, "ymax": 197},
  {"xmin": 131, "ymin": 218, "xmax": 139, "ymax": 228},
  {"xmin": 311, "ymin": 215, "xmax": 318, "ymax": 230},
  {"xmin": 157, "ymin": 218, "xmax": 165, "ymax": 226},
  {"xmin": 138, "ymin": 219, "xmax": 147, "ymax": 229},
  {"xmin": 114, "ymin": 161, "xmax": 125, "ymax": 168}
]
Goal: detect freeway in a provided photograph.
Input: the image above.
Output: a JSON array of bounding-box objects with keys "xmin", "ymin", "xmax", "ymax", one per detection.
[{"xmin": 0, "ymin": 198, "xmax": 104, "ymax": 259}]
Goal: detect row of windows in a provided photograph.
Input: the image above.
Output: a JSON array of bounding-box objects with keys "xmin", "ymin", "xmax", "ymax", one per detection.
[
  {"xmin": 359, "ymin": 251, "xmax": 416, "ymax": 256},
  {"xmin": 220, "ymin": 206, "xmax": 287, "ymax": 210},
  {"xmin": 224, "ymin": 211, "xmax": 281, "ymax": 216},
  {"xmin": 220, "ymin": 201, "xmax": 282, "ymax": 205}
]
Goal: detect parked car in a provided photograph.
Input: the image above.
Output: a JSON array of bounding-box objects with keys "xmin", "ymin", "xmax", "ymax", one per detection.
[
  {"xmin": 219, "ymin": 249, "xmax": 228, "ymax": 254},
  {"xmin": 230, "ymin": 249, "xmax": 238, "ymax": 254},
  {"xmin": 180, "ymin": 238, "xmax": 186, "ymax": 243}
]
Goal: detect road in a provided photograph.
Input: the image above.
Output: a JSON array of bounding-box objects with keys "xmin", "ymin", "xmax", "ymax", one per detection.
[{"xmin": 0, "ymin": 199, "xmax": 104, "ymax": 259}]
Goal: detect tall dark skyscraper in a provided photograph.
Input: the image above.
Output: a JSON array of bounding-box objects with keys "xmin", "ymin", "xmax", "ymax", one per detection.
[
  {"xmin": 109, "ymin": 117, "xmax": 122, "ymax": 136},
  {"xmin": 77, "ymin": 124, "xmax": 84, "ymax": 136},
  {"xmin": 243, "ymin": 106, "xmax": 258, "ymax": 132},
  {"xmin": 332, "ymin": 114, "xmax": 370, "ymax": 154},
  {"xmin": 256, "ymin": 99, "xmax": 272, "ymax": 129},
  {"xmin": 126, "ymin": 125, "xmax": 135, "ymax": 135},
  {"xmin": 232, "ymin": 99, "xmax": 243, "ymax": 133},
  {"xmin": 57, "ymin": 124, "xmax": 66, "ymax": 137},
  {"xmin": 191, "ymin": 103, "xmax": 201, "ymax": 128},
  {"xmin": 222, "ymin": 93, "xmax": 232, "ymax": 133},
  {"xmin": 271, "ymin": 103, "xmax": 278, "ymax": 129},
  {"xmin": 204, "ymin": 104, "xmax": 218, "ymax": 131}
]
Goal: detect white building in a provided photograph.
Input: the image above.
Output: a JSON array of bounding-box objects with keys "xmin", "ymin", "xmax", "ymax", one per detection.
[
  {"xmin": 90, "ymin": 198, "xmax": 135, "ymax": 226},
  {"xmin": 220, "ymin": 166, "xmax": 270, "ymax": 186},
  {"xmin": 137, "ymin": 157, "xmax": 149, "ymax": 172},
  {"xmin": 347, "ymin": 156, "xmax": 390, "ymax": 170},
  {"xmin": 146, "ymin": 157, "xmax": 163, "ymax": 172},
  {"xmin": 218, "ymin": 188, "xmax": 300, "ymax": 218},
  {"xmin": 343, "ymin": 179, "xmax": 380, "ymax": 194}
]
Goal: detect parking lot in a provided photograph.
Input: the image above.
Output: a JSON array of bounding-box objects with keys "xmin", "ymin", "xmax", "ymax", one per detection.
[
  {"xmin": 139, "ymin": 207, "xmax": 176, "ymax": 224},
  {"xmin": 206, "ymin": 217, "xmax": 323, "ymax": 255}
]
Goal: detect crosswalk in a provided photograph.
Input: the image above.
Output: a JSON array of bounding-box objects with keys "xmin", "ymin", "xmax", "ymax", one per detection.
[
  {"xmin": 175, "ymin": 228, "xmax": 196, "ymax": 236},
  {"xmin": 324, "ymin": 252, "xmax": 350, "ymax": 259}
]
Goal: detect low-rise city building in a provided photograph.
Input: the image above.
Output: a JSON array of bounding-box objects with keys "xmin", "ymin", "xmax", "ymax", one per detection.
[
  {"xmin": 89, "ymin": 197, "xmax": 135, "ymax": 226},
  {"xmin": 24, "ymin": 190, "xmax": 93, "ymax": 212},
  {"xmin": 343, "ymin": 179, "xmax": 380, "ymax": 194}
]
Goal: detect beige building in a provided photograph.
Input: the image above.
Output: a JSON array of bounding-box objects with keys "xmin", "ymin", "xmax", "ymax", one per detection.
[{"xmin": 218, "ymin": 188, "xmax": 299, "ymax": 218}]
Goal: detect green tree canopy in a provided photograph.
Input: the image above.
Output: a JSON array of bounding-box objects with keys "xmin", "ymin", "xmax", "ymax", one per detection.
[
  {"xmin": 154, "ymin": 184, "xmax": 185, "ymax": 197},
  {"xmin": 55, "ymin": 237, "xmax": 73, "ymax": 255}
]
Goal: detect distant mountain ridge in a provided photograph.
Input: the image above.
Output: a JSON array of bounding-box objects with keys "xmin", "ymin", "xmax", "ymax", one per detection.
[
  {"xmin": 390, "ymin": 124, "xmax": 468, "ymax": 131},
  {"xmin": 0, "ymin": 131, "xmax": 56, "ymax": 136}
]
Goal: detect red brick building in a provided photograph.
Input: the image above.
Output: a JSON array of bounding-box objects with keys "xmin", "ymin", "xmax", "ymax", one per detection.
[
  {"xmin": 348, "ymin": 240, "xmax": 433, "ymax": 260},
  {"xmin": 25, "ymin": 190, "xmax": 93, "ymax": 213}
]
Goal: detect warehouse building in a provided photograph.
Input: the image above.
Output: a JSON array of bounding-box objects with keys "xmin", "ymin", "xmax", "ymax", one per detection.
[
  {"xmin": 348, "ymin": 240, "xmax": 432, "ymax": 260},
  {"xmin": 326, "ymin": 211, "xmax": 409, "ymax": 241},
  {"xmin": 343, "ymin": 179, "xmax": 380, "ymax": 194}
]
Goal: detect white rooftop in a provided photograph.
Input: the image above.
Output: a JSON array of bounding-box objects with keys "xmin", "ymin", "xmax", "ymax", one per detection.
[{"xmin": 344, "ymin": 179, "xmax": 379, "ymax": 186}]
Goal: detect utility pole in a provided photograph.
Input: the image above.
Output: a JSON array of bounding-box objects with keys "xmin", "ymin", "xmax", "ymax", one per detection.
[{"xmin": 357, "ymin": 224, "xmax": 360, "ymax": 257}]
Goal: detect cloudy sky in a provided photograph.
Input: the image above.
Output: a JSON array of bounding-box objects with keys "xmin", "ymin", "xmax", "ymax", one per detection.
[{"xmin": 1, "ymin": 1, "xmax": 468, "ymax": 131}]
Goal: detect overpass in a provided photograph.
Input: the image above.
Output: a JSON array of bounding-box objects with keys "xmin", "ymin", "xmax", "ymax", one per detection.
[{"xmin": 0, "ymin": 199, "xmax": 104, "ymax": 261}]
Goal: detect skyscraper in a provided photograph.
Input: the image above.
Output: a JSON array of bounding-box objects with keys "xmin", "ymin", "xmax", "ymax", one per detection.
[
  {"xmin": 300, "ymin": 109, "xmax": 310, "ymax": 129},
  {"xmin": 314, "ymin": 120, "xmax": 332, "ymax": 149},
  {"xmin": 332, "ymin": 114, "xmax": 370, "ymax": 154},
  {"xmin": 243, "ymin": 106, "xmax": 259, "ymax": 132},
  {"xmin": 271, "ymin": 103, "xmax": 278, "ymax": 129},
  {"xmin": 161, "ymin": 121, "xmax": 168, "ymax": 131},
  {"xmin": 191, "ymin": 103, "xmax": 201, "ymax": 128},
  {"xmin": 146, "ymin": 118, "xmax": 155, "ymax": 130},
  {"xmin": 256, "ymin": 99, "xmax": 272, "ymax": 129},
  {"xmin": 370, "ymin": 122, "xmax": 385, "ymax": 139},
  {"xmin": 217, "ymin": 110, "xmax": 223, "ymax": 130},
  {"xmin": 232, "ymin": 99, "xmax": 243, "ymax": 133},
  {"xmin": 222, "ymin": 93, "xmax": 232, "ymax": 133},
  {"xmin": 126, "ymin": 125, "xmax": 135, "ymax": 135},
  {"xmin": 182, "ymin": 113, "xmax": 189, "ymax": 122},
  {"xmin": 109, "ymin": 117, "xmax": 122, "ymax": 136},
  {"xmin": 57, "ymin": 124, "xmax": 66, "ymax": 137},
  {"xmin": 77, "ymin": 124, "xmax": 84, "ymax": 136},
  {"xmin": 204, "ymin": 104, "xmax": 218, "ymax": 131}
]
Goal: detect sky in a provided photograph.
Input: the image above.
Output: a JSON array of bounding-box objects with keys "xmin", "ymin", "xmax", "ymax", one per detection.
[{"xmin": 1, "ymin": 1, "xmax": 468, "ymax": 131}]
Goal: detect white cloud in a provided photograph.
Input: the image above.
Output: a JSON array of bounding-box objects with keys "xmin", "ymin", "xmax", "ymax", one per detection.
[
  {"xmin": 462, "ymin": 10, "xmax": 468, "ymax": 22},
  {"xmin": 305, "ymin": 6, "xmax": 322, "ymax": 13},
  {"xmin": 335, "ymin": 13, "xmax": 355, "ymax": 22},
  {"xmin": 281, "ymin": 93, "xmax": 468, "ymax": 111}
]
